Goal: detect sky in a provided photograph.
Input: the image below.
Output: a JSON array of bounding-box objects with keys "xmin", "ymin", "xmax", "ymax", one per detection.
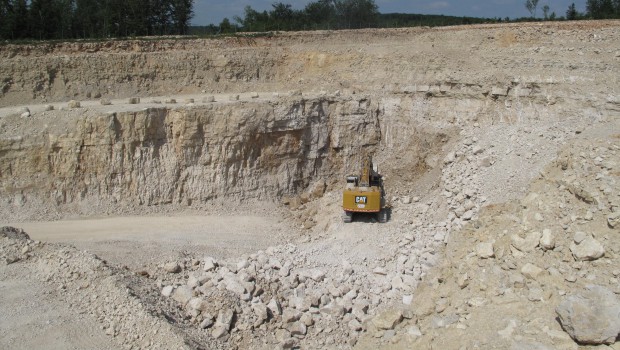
[{"xmin": 193, "ymin": 0, "xmax": 588, "ymax": 26}]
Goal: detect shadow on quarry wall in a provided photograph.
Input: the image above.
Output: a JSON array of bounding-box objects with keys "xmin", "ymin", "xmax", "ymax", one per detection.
[{"xmin": 0, "ymin": 96, "xmax": 455, "ymax": 217}]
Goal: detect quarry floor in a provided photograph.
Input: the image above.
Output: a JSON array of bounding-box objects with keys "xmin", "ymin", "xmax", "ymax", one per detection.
[
  {"xmin": 1, "ymin": 209, "xmax": 290, "ymax": 350},
  {"xmin": 6, "ymin": 213, "xmax": 285, "ymax": 270}
]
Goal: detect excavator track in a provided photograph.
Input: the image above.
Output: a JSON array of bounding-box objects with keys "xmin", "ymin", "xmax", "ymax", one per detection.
[
  {"xmin": 343, "ymin": 211, "xmax": 353, "ymax": 223},
  {"xmin": 378, "ymin": 210, "xmax": 388, "ymax": 223}
]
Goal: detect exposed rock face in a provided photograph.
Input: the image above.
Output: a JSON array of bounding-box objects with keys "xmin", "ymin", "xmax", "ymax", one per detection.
[
  {"xmin": 1, "ymin": 22, "xmax": 619, "ymax": 112},
  {"xmin": 0, "ymin": 39, "xmax": 272, "ymax": 107},
  {"xmin": 0, "ymin": 98, "xmax": 383, "ymax": 213},
  {"xmin": 1, "ymin": 92, "xmax": 457, "ymax": 220},
  {"xmin": 556, "ymin": 285, "xmax": 620, "ymax": 345}
]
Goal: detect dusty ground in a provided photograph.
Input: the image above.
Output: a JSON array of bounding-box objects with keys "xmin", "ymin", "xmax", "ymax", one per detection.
[
  {"xmin": 1, "ymin": 209, "xmax": 292, "ymax": 350},
  {"xmin": 6, "ymin": 213, "xmax": 286, "ymax": 269},
  {"xmin": 1, "ymin": 20, "xmax": 619, "ymax": 350},
  {"xmin": 1, "ymin": 257, "xmax": 118, "ymax": 350}
]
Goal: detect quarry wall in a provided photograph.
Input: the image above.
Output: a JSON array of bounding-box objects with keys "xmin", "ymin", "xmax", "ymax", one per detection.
[{"xmin": 1, "ymin": 21, "xmax": 619, "ymax": 218}]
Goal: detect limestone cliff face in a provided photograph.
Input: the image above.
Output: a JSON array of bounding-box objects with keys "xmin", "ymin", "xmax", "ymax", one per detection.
[
  {"xmin": 2, "ymin": 22, "xmax": 619, "ymax": 219},
  {"xmin": 0, "ymin": 97, "xmax": 381, "ymax": 210},
  {"xmin": 1, "ymin": 22, "xmax": 618, "ymax": 108},
  {"xmin": 2, "ymin": 88, "xmax": 616, "ymax": 218},
  {"xmin": 0, "ymin": 42, "xmax": 274, "ymax": 107}
]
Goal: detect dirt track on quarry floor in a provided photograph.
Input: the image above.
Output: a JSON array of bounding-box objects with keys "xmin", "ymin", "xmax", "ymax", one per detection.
[{"xmin": 5, "ymin": 214, "xmax": 284, "ymax": 269}]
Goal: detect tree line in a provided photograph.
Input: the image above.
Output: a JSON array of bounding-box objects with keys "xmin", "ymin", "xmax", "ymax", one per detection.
[
  {"xmin": 199, "ymin": 0, "xmax": 620, "ymax": 35},
  {"xmin": 233, "ymin": 0, "xmax": 380, "ymax": 32},
  {"xmin": 0, "ymin": 0, "xmax": 193, "ymax": 40},
  {"xmin": 191, "ymin": 0, "xmax": 494, "ymax": 35},
  {"xmin": 584, "ymin": 0, "xmax": 620, "ymax": 18},
  {"xmin": 525, "ymin": 0, "xmax": 620, "ymax": 20},
  {"xmin": 2, "ymin": 0, "xmax": 620, "ymax": 41}
]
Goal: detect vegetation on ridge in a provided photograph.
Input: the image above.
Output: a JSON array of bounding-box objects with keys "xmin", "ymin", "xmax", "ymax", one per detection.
[{"xmin": 2, "ymin": 0, "xmax": 620, "ymax": 40}]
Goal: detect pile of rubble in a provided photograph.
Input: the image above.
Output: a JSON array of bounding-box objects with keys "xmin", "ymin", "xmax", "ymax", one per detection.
[
  {"xmin": 365, "ymin": 131, "xmax": 620, "ymax": 349},
  {"xmin": 3, "ymin": 125, "xmax": 618, "ymax": 350},
  {"xmin": 157, "ymin": 243, "xmax": 416, "ymax": 348},
  {"xmin": 154, "ymin": 122, "xmax": 620, "ymax": 349},
  {"xmin": 1, "ymin": 226, "xmax": 192, "ymax": 350}
]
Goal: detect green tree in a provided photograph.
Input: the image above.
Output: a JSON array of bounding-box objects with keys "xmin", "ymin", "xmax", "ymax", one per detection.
[
  {"xmin": 542, "ymin": 4, "xmax": 550, "ymax": 19},
  {"xmin": 525, "ymin": 0, "xmax": 540, "ymax": 17},
  {"xmin": 14, "ymin": 0, "xmax": 29, "ymax": 37},
  {"xmin": 30, "ymin": 0, "xmax": 63, "ymax": 39},
  {"xmin": 219, "ymin": 17, "xmax": 234, "ymax": 33},
  {"xmin": 150, "ymin": 0, "xmax": 173, "ymax": 35},
  {"xmin": 125, "ymin": 0, "xmax": 151, "ymax": 36},
  {"xmin": 171, "ymin": 0, "xmax": 193, "ymax": 34},
  {"xmin": 270, "ymin": 2, "xmax": 295, "ymax": 30},
  {"xmin": 0, "ymin": 0, "xmax": 16, "ymax": 39},
  {"xmin": 566, "ymin": 2, "xmax": 578, "ymax": 19},
  {"xmin": 1, "ymin": 0, "xmax": 193, "ymax": 39},
  {"xmin": 304, "ymin": 0, "xmax": 335, "ymax": 26},
  {"xmin": 586, "ymin": 0, "xmax": 599, "ymax": 17},
  {"xmin": 2, "ymin": 0, "xmax": 30, "ymax": 39},
  {"xmin": 586, "ymin": 0, "xmax": 617, "ymax": 18},
  {"xmin": 56, "ymin": 0, "xmax": 74, "ymax": 38},
  {"xmin": 234, "ymin": 6, "xmax": 270, "ymax": 31},
  {"xmin": 0, "ymin": 0, "xmax": 8, "ymax": 36},
  {"xmin": 73, "ymin": 0, "xmax": 102, "ymax": 37},
  {"xmin": 334, "ymin": 0, "xmax": 379, "ymax": 27}
]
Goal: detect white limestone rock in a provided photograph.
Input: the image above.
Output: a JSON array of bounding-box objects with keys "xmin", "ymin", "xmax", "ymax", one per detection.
[
  {"xmin": 556, "ymin": 285, "xmax": 620, "ymax": 344},
  {"xmin": 570, "ymin": 236, "xmax": 605, "ymax": 261},
  {"xmin": 476, "ymin": 242, "xmax": 495, "ymax": 259}
]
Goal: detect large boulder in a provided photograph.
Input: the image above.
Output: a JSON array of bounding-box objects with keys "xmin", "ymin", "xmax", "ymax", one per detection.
[
  {"xmin": 556, "ymin": 285, "xmax": 620, "ymax": 344},
  {"xmin": 608, "ymin": 212, "xmax": 620, "ymax": 228},
  {"xmin": 511, "ymin": 231, "xmax": 542, "ymax": 252},
  {"xmin": 171, "ymin": 286, "xmax": 193, "ymax": 306},
  {"xmin": 216, "ymin": 308, "xmax": 235, "ymax": 330},
  {"xmin": 475, "ymin": 242, "xmax": 495, "ymax": 259},
  {"xmin": 299, "ymin": 269, "xmax": 326, "ymax": 282},
  {"xmin": 306, "ymin": 180, "xmax": 326, "ymax": 200},
  {"xmin": 372, "ymin": 309, "xmax": 403, "ymax": 330},
  {"xmin": 203, "ymin": 256, "xmax": 218, "ymax": 271},
  {"xmin": 0, "ymin": 226, "xmax": 30, "ymax": 240},
  {"xmin": 163, "ymin": 262, "xmax": 181, "ymax": 273},
  {"xmin": 570, "ymin": 236, "xmax": 605, "ymax": 261}
]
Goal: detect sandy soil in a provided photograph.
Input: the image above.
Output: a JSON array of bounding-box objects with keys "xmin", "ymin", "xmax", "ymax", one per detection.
[{"xmin": 0, "ymin": 260, "xmax": 117, "ymax": 350}]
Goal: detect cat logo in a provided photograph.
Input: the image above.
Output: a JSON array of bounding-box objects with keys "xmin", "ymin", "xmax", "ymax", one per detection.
[{"xmin": 355, "ymin": 196, "xmax": 367, "ymax": 204}]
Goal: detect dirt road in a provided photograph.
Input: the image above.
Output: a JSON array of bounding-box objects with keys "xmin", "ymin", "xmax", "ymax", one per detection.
[{"xmin": 5, "ymin": 214, "xmax": 285, "ymax": 269}]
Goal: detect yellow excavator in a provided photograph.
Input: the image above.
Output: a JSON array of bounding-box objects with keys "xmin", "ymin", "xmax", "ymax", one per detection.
[{"xmin": 342, "ymin": 156, "xmax": 387, "ymax": 223}]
